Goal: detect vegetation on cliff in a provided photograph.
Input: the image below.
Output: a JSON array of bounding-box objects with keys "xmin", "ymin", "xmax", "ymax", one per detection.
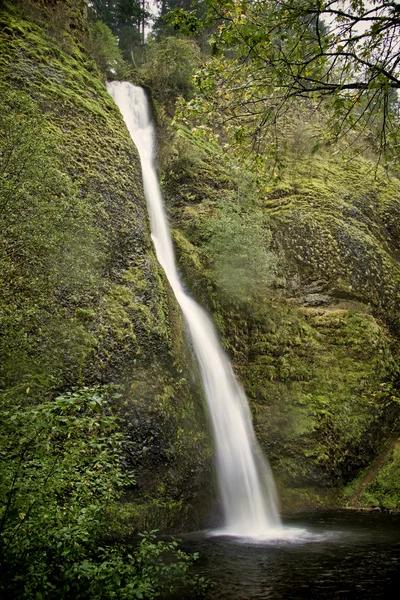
[
  {"xmin": 0, "ymin": 1, "xmax": 211, "ymax": 597},
  {"xmin": 2, "ymin": 0, "xmax": 400, "ymax": 596},
  {"xmin": 159, "ymin": 118, "xmax": 400, "ymax": 508},
  {"xmin": 134, "ymin": 1, "xmax": 400, "ymax": 509}
]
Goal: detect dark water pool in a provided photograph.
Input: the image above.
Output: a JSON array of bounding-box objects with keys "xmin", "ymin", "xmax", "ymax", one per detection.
[{"xmin": 180, "ymin": 511, "xmax": 400, "ymax": 599}]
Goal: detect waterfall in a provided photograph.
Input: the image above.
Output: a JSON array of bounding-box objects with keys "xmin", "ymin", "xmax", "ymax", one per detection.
[{"xmin": 107, "ymin": 81, "xmax": 281, "ymax": 537}]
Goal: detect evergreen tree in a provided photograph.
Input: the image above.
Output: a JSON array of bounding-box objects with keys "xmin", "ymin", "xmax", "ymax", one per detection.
[
  {"xmin": 89, "ymin": 0, "xmax": 150, "ymax": 65},
  {"xmin": 89, "ymin": 0, "xmax": 117, "ymax": 29},
  {"xmin": 153, "ymin": 0, "xmax": 207, "ymax": 39}
]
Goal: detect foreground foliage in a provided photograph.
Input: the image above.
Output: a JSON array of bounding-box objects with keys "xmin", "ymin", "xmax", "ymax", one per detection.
[
  {"xmin": 0, "ymin": 387, "xmax": 208, "ymax": 599},
  {"xmin": 171, "ymin": 0, "xmax": 400, "ymax": 164}
]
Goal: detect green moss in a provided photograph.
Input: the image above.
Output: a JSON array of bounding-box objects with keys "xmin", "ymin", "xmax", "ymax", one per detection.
[
  {"xmin": 264, "ymin": 153, "xmax": 400, "ymax": 329},
  {"xmin": 0, "ymin": 2, "xmax": 212, "ymax": 530},
  {"xmin": 162, "ymin": 120, "xmax": 400, "ymax": 510},
  {"xmin": 171, "ymin": 229, "xmax": 203, "ymax": 272},
  {"xmin": 362, "ymin": 440, "xmax": 400, "ymax": 508},
  {"xmin": 278, "ymin": 485, "xmax": 343, "ymax": 512}
]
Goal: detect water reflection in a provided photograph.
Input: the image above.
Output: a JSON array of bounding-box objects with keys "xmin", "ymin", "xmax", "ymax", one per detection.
[{"xmin": 181, "ymin": 511, "xmax": 400, "ymax": 599}]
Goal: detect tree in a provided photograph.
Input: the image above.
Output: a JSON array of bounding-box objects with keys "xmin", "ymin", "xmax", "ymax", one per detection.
[
  {"xmin": 173, "ymin": 0, "xmax": 400, "ymax": 162},
  {"xmin": 211, "ymin": 1, "xmax": 400, "ymax": 91},
  {"xmin": 89, "ymin": 0, "xmax": 151, "ymax": 65},
  {"xmin": 152, "ymin": 0, "xmax": 212, "ymax": 48},
  {"xmin": 89, "ymin": 0, "xmax": 117, "ymax": 29},
  {"xmin": 154, "ymin": 0, "xmax": 207, "ymax": 28},
  {"xmin": 137, "ymin": 36, "xmax": 200, "ymax": 103},
  {"xmin": 88, "ymin": 20, "xmax": 130, "ymax": 78},
  {"xmin": 116, "ymin": 0, "xmax": 150, "ymax": 49}
]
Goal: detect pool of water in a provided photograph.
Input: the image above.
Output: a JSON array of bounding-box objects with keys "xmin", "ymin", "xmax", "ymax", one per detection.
[{"xmin": 180, "ymin": 510, "xmax": 400, "ymax": 599}]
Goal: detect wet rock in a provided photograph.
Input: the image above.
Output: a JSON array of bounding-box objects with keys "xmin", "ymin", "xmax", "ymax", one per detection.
[{"xmin": 302, "ymin": 293, "xmax": 331, "ymax": 306}]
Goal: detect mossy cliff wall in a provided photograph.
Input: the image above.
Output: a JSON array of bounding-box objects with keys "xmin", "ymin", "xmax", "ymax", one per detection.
[
  {"xmin": 0, "ymin": 1, "xmax": 212, "ymax": 531},
  {"xmin": 3, "ymin": 0, "xmax": 400, "ymax": 525},
  {"xmin": 161, "ymin": 128, "xmax": 400, "ymax": 510}
]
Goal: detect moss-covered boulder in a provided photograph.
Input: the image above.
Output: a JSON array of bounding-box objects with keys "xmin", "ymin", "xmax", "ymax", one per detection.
[
  {"xmin": 360, "ymin": 439, "xmax": 400, "ymax": 509},
  {"xmin": 266, "ymin": 154, "xmax": 400, "ymax": 332}
]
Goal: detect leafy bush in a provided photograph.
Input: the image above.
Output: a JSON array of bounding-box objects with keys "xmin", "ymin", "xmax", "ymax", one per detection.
[
  {"xmin": 0, "ymin": 387, "xmax": 208, "ymax": 599},
  {"xmin": 87, "ymin": 20, "xmax": 131, "ymax": 80},
  {"xmin": 362, "ymin": 440, "xmax": 400, "ymax": 509},
  {"xmin": 138, "ymin": 37, "xmax": 200, "ymax": 104},
  {"xmin": 203, "ymin": 202, "xmax": 276, "ymax": 303},
  {"xmin": 0, "ymin": 387, "xmax": 125, "ymax": 597}
]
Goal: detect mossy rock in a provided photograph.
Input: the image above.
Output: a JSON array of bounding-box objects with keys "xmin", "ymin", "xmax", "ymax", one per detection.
[
  {"xmin": 266, "ymin": 154, "xmax": 400, "ymax": 328},
  {"xmin": 162, "ymin": 124, "xmax": 400, "ymax": 510},
  {"xmin": 361, "ymin": 440, "xmax": 400, "ymax": 509},
  {"xmin": 0, "ymin": 1, "xmax": 212, "ymax": 530}
]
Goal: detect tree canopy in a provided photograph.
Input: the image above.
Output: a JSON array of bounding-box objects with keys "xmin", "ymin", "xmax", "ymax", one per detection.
[
  {"xmin": 171, "ymin": 0, "xmax": 400, "ymax": 163},
  {"xmin": 89, "ymin": 0, "xmax": 150, "ymax": 62},
  {"xmin": 210, "ymin": 1, "xmax": 400, "ymax": 94}
]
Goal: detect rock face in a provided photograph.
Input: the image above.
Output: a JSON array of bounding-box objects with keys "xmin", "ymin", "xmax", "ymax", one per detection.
[
  {"xmin": 2, "ymin": 0, "xmax": 399, "ymax": 524},
  {"xmin": 162, "ymin": 128, "xmax": 400, "ymax": 510},
  {"xmin": 0, "ymin": 1, "xmax": 212, "ymax": 531},
  {"xmin": 34, "ymin": 0, "xmax": 88, "ymax": 32}
]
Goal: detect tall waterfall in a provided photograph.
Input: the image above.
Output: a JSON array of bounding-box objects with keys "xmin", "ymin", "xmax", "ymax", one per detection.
[{"xmin": 107, "ymin": 81, "xmax": 281, "ymax": 537}]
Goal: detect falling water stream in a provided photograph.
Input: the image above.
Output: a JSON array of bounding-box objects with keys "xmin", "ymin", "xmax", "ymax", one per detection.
[
  {"xmin": 107, "ymin": 81, "xmax": 282, "ymax": 538},
  {"xmin": 105, "ymin": 83, "xmax": 400, "ymax": 597}
]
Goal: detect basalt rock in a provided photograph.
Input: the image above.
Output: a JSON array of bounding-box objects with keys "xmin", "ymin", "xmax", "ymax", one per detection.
[{"xmin": 0, "ymin": 0, "xmax": 212, "ymax": 532}]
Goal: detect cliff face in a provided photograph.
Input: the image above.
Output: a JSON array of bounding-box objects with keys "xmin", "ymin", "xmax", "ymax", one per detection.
[
  {"xmin": 162, "ymin": 127, "xmax": 400, "ymax": 510},
  {"xmin": 0, "ymin": 1, "xmax": 212, "ymax": 531},
  {"xmin": 3, "ymin": 0, "xmax": 400, "ymax": 526}
]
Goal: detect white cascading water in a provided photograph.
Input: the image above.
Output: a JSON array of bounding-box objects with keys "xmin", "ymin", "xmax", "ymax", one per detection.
[{"xmin": 107, "ymin": 81, "xmax": 282, "ymax": 537}]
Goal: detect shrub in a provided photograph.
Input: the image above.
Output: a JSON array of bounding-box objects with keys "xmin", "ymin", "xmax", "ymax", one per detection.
[
  {"xmin": 138, "ymin": 37, "xmax": 200, "ymax": 104},
  {"xmin": 203, "ymin": 202, "xmax": 276, "ymax": 303},
  {"xmin": 0, "ymin": 387, "xmax": 208, "ymax": 599},
  {"xmin": 87, "ymin": 20, "xmax": 131, "ymax": 80}
]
